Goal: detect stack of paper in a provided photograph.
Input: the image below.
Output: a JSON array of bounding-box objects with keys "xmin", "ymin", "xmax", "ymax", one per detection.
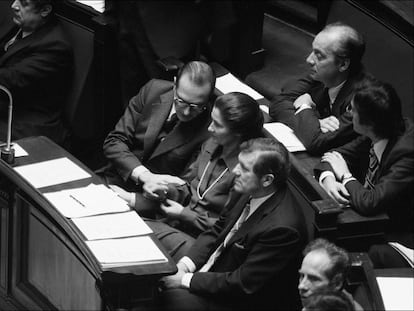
[
  {"xmin": 86, "ymin": 236, "xmax": 167, "ymax": 268},
  {"xmin": 72, "ymin": 211, "xmax": 152, "ymax": 240},
  {"xmin": 14, "ymin": 157, "xmax": 91, "ymax": 188},
  {"xmin": 264, "ymin": 122, "xmax": 306, "ymax": 152},
  {"xmin": 377, "ymin": 276, "xmax": 414, "ymax": 310},
  {"xmin": 44, "ymin": 184, "xmax": 130, "ymax": 218},
  {"xmin": 388, "ymin": 242, "xmax": 414, "ymax": 267},
  {"xmin": 216, "ymin": 73, "xmax": 264, "ymax": 100}
]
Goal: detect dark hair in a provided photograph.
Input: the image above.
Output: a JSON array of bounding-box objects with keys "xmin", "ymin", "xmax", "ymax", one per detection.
[
  {"xmin": 353, "ymin": 76, "xmax": 404, "ymax": 138},
  {"xmin": 214, "ymin": 92, "xmax": 264, "ymax": 141},
  {"xmin": 323, "ymin": 22, "xmax": 365, "ymax": 75},
  {"xmin": 303, "ymin": 238, "xmax": 350, "ymax": 286},
  {"xmin": 176, "ymin": 61, "xmax": 216, "ymax": 96},
  {"xmin": 240, "ymin": 138, "xmax": 290, "ymax": 188},
  {"xmin": 305, "ymin": 290, "xmax": 355, "ymax": 311}
]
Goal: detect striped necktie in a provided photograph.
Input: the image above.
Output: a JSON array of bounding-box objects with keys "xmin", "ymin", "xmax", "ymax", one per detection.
[
  {"xmin": 364, "ymin": 146, "xmax": 379, "ymax": 189},
  {"xmin": 199, "ymin": 200, "xmax": 251, "ymax": 272}
]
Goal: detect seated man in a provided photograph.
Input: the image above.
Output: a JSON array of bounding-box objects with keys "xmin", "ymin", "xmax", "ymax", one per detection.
[
  {"xmin": 157, "ymin": 138, "xmax": 307, "ymax": 311},
  {"xmin": 298, "ymin": 238, "xmax": 362, "ymax": 311},
  {"xmin": 0, "ymin": 0, "xmax": 73, "ymax": 143},
  {"xmin": 315, "ymin": 77, "xmax": 414, "ymax": 237},
  {"xmin": 269, "ymin": 22, "xmax": 366, "ymax": 155},
  {"xmin": 99, "ymin": 61, "xmax": 215, "ymax": 193}
]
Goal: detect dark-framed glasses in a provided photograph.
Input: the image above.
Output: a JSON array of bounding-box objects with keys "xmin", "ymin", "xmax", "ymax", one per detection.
[{"xmin": 173, "ymin": 85, "xmax": 207, "ymax": 113}]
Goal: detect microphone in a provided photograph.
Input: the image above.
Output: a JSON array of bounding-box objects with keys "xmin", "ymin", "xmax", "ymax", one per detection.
[{"xmin": 0, "ymin": 84, "xmax": 14, "ymax": 164}]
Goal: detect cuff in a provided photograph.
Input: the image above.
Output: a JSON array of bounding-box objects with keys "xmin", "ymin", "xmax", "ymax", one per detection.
[
  {"xmin": 178, "ymin": 256, "xmax": 196, "ymax": 273},
  {"xmin": 319, "ymin": 171, "xmax": 335, "ymax": 184},
  {"xmin": 295, "ymin": 104, "xmax": 313, "ymax": 115},
  {"xmin": 129, "ymin": 192, "xmax": 136, "ymax": 207},
  {"xmin": 342, "ymin": 177, "xmax": 357, "ymax": 186},
  {"xmin": 181, "ymin": 273, "xmax": 193, "ymax": 289},
  {"xmin": 131, "ymin": 165, "xmax": 149, "ymax": 183},
  {"xmin": 179, "ymin": 206, "xmax": 197, "ymax": 223}
]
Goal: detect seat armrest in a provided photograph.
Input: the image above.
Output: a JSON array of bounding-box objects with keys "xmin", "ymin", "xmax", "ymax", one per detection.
[{"xmin": 156, "ymin": 57, "xmax": 184, "ymax": 73}]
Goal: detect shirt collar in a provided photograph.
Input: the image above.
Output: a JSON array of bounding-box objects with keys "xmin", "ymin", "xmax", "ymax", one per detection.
[
  {"xmin": 328, "ymin": 80, "xmax": 346, "ymax": 104},
  {"xmin": 209, "ymin": 139, "xmax": 240, "ymax": 170},
  {"xmin": 373, "ymin": 139, "xmax": 389, "ymax": 163},
  {"xmin": 247, "ymin": 192, "xmax": 275, "ymax": 220}
]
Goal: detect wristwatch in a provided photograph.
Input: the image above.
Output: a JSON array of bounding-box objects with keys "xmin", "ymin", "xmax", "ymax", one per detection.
[{"xmin": 341, "ymin": 172, "xmax": 353, "ymax": 183}]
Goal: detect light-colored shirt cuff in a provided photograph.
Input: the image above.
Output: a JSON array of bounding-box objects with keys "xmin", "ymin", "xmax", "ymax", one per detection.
[
  {"xmin": 181, "ymin": 273, "xmax": 193, "ymax": 288},
  {"xmin": 295, "ymin": 103, "xmax": 313, "ymax": 115},
  {"xmin": 342, "ymin": 177, "xmax": 357, "ymax": 186},
  {"xmin": 131, "ymin": 165, "xmax": 149, "ymax": 183},
  {"xmin": 178, "ymin": 256, "xmax": 196, "ymax": 273},
  {"xmin": 129, "ymin": 192, "xmax": 136, "ymax": 207},
  {"xmin": 319, "ymin": 171, "xmax": 335, "ymax": 184}
]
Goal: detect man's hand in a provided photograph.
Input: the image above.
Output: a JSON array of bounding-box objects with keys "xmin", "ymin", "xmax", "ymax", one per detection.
[
  {"xmin": 139, "ymin": 171, "xmax": 185, "ymax": 198},
  {"xmin": 160, "ymin": 199, "xmax": 184, "ymax": 219},
  {"xmin": 321, "ymin": 175, "xmax": 350, "ymax": 206},
  {"xmin": 319, "ymin": 116, "xmax": 340, "ymax": 133},
  {"xmin": 160, "ymin": 269, "xmax": 186, "ymax": 290},
  {"xmin": 108, "ymin": 184, "xmax": 133, "ymax": 205},
  {"xmin": 293, "ymin": 93, "xmax": 314, "ymax": 110},
  {"xmin": 321, "ymin": 151, "xmax": 350, "ymax": 180}
]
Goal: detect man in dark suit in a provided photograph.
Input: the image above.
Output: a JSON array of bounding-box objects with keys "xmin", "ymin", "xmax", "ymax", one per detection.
[
  {"xmin": 315, "ymin": 77, "xmax": 414, "ymax": 240},
  {"xmin": 158, "ymin": 138, "xmax": 307, "ymax": 310},
  {"xmin": 0, "ymin": 0, "xmax": 72, "ymax": 143},
  {"xmin": 101, "ymin": 61, "xmax": 215, "ymax": 195},
  {"xmin": 269, "ymin": 22, "xmax": 366, "ymax": 155}
]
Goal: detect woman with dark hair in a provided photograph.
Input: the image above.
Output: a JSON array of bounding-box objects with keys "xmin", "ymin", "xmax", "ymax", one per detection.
[{"xmin": 114, "ymin": 92, "xmax": 264, "ymax": 260}]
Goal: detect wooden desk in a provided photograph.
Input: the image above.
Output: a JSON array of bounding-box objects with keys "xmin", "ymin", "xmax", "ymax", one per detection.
[
  {"xmin": 211, "ymin": 62, "xmax": 389, "ymax": 251},
  {"xmin": 0, "ymin": 137, "xmax": 176, "ymax": 310}
]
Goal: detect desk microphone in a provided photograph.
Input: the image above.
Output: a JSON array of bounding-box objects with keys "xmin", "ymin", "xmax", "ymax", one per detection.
[{"xmin": 0, "ymin": 85, "xmax": 14, "ymax": 164}]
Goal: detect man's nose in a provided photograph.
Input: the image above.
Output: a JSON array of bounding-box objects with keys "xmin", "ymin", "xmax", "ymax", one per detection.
[{"xmin": 306, "ymin": 53, "xmax": 314, "ymax": 65}]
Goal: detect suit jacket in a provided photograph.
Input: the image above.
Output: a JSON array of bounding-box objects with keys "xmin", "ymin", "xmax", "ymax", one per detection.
[
  {"xmin": 102, "ymin": 79, "xmax": 211, "ymax": 188},
  {"xmin": 314, "ymin": 119, "xmax": 414, "ymax": 234},
  {"xmin": 186, "ymin": 185, "xmax": 307, "ymax": 310},
  {"xmin": 269, "ymin": 71, "xmax": 365, "ymax": 155},
  {"xmin": 0, "ymin": 16, "xmax": 73, "ymax": 143}
]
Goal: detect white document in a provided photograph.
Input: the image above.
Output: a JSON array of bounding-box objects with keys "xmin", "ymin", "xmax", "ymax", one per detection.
[
  {"xmin": 388, "ymin": 242, "xmax": 414, "ymax": 267},
  {"xmin": 0, "ymin": 143, "xmax": 28, "ymax": 157},
  {"xmin": 216, "ymin": 73, "xmax": 264, "ymax": 100},
  {"xmin": 75, "ymin": 0, "xmax": 105, "ymax": 13},
  {"xmin": 44, "ymin": 184, "xmax": 130, "ymax": 218},
  {"xmin": 376, "ymin": 277, "xmax": 414, "ymax": 311},
  {"xmin": 86, "ymin": 236, "xmax": 167, "ymax": 268},
  {"xmin": 264, "ymin": 122, "xmax": 306, "ymax": 152},
  {"xmin": 14, "ymin": 157, "xmax": 91, "ymax": 188},
  {"xmin": 72, "ymin": 211, "xmax": 152, "ymax": 240}
]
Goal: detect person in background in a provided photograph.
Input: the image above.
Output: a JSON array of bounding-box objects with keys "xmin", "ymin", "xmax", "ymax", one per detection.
[
  {"xmin": 269, "ymin": 22, "xmax": 366, "ymax": 155},
  {"xmin": 315, "ymin": 77, "xmax": 414, "ymax": 241},
  {"xmin": 302, "ymin": 289, "xmax": 355, "ymax": 311},
  {"xmin": 0, "ymin": 0, "xmax": 72, "ymax": 143},
  {"xmin": 98, "ymin": 61, "xmax": 215, "ymax": 203},
  {"xmin": 298, "ymin": 238, "xmax": 362, "ymax": 310},
  {"xmin": 157, "ymin": 138, "xmax": 307, "ymax": 310}
]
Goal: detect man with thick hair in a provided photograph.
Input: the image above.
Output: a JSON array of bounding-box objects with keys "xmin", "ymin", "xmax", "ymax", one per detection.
[
  {"xmin": 298, "ymin": 238, "xmax": 362, "ymax": 310},
  {"xmin": 157, "ymin": 138, "xmax": 307, "ymax": 310},
  {"xmin": 0, "ymin": 0, "xmax": 73, "ymax": 143},
  {"xmin": 270, "ymin": 22, "xmax": 367, "ymax": 154},
  {"xmin": 315, "ymin": 77, "xmax": 414, "ymax": 239},
  {"xmin": 100, "ymin": 61, "xmax": 215, "ymax": 193}
]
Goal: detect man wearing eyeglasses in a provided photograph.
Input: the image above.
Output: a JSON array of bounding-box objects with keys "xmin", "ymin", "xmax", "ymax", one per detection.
[{"xmin": 99, "ymin": 61, "xmax": 215, "ymax": 201}]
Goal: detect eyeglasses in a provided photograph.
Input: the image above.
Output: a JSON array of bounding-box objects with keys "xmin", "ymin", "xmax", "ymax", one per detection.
[{"xmin": 173, "ymin": 85, "xmax": 207, "ymax": 113}]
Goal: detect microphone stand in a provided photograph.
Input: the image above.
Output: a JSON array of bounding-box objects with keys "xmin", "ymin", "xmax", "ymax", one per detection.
[{"xmin": 0, "ymin": 85, "xmax": 14, "ymax": 164}]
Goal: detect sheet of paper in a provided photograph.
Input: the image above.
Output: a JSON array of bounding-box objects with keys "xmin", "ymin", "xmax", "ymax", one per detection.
[
  {"xmin": 86, "ymin": 236, "xmax": 167, "ymax": 267},
  {"xmin": 0, "ymin": 143, "xmax": 28, "ymax": 157},
  {"xmin": 264, "ymin": 122, "xmax": 306, "ymax": 152},
  {"xmin": 75, "ymin": 0, "xmax": 105, "ymax": 13},
  {"xmin": 14, "ymin": 157, "xmax": 91, "ymax": 188},
  {"xmin": 44, "ymin": 184, "xmax": 130, "ymax": 218},
  {"xmin": 388, "ymin": 242, "xmax": 414, "ymax": 267},
  {"xmin": 376, "ymin": 277, "xmax": 414, "ymax": 311},
  {"xmin": 72, "ymin": 211, "xmax": 152, "ymax": 240},
  {"xmin": 216, "ymin": 73, "xmax": 264, "ymax": 100}
]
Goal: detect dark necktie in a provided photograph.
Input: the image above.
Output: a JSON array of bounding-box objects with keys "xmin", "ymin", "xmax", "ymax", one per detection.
[
  {"xmin": 364, "ymin": 146, "xmax": 379, "ymax": 189},
  {"xmin": 163, "ymin": 113, "xmax": 178, "ymax": 133},
  {"xmin": 318, "ymin": 87, "xmax": 331, "ymax": 117}
]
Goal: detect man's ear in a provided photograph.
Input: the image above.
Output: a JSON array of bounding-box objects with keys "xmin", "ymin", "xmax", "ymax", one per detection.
[
  {"xmin": 338, "ymin": 58, "xmax": 350, "ymax": 72},
  {"xmin": 40, "ymin": 4, "xmax": 52, "ymax": 18},
  {"xmin": 330, "ymin": 273, "xmax": 344, "ymax": 291},
  {"xmin": 261, "ymin": 173, "xmax": 274, "ymax": 187}
]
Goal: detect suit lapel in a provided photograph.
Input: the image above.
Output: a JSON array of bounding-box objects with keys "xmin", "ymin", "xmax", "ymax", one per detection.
[
  {"xmin": 144, "ymin": 91, "xmax": 173, "ymax": 158},
  {"xmin": 332, "ymin": 79, "xmax": 353, "ymax": 116},
  {"xmin": 225, "ymin": 190, "xmax": 285, "ymax": 247}
]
